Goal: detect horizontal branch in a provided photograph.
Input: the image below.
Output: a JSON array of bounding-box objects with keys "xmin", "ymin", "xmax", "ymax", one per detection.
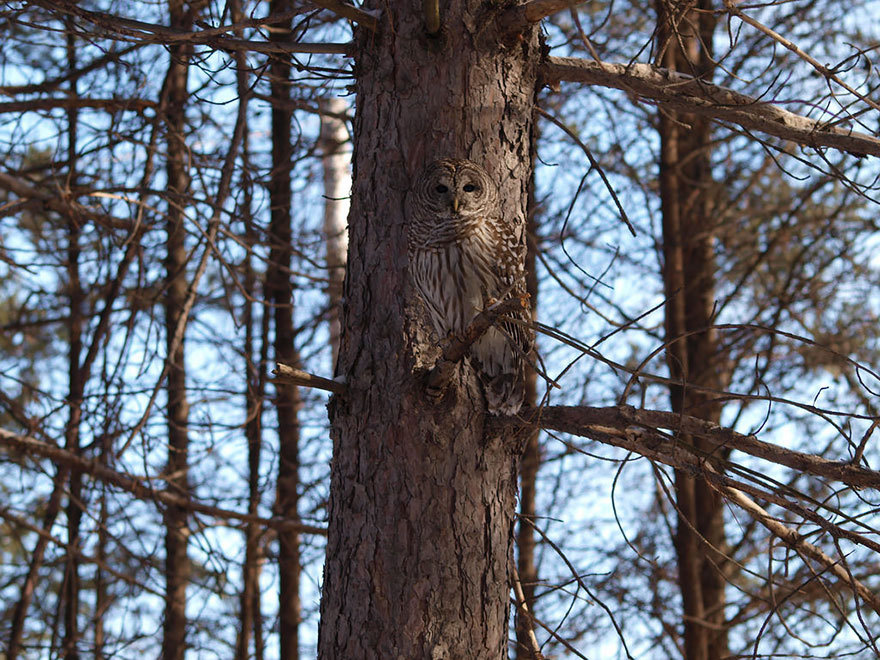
[
  {"xmin": 541, "ymin": 56, "xmax": 880, "ymax": 158},
  {"xmin": 497, "ymin": 0, "xmax": 585, "ymax": 34},
  {"xmin": 528, "ymin": 405, "xmax": 880, "ymax": 490},
  {"xmin": 33, "ymin": 1, "xmax": 352, "ymax": 54},
  {"xmin": 0, "ymin": 172, "xmax": 140, "ymax": 231},
  {"xmin": 0, "ymin": 428, "xmax": 326, "ymax": 535},
  {"xmin": 0, "ymin": 97, "xmax": 156, "ymax": 114},
  {"xmin": 273, "ymin": 363, "xmax": 347, "ymax": 394},
  {"xmin": 307, "ymin": 0, "xmax": 379, "ymax": 31}
]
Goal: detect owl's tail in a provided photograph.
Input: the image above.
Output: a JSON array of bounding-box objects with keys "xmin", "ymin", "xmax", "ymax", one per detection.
[{"xmin": 480, "ymin": 370, "xmax": 525, "ymax": 415}]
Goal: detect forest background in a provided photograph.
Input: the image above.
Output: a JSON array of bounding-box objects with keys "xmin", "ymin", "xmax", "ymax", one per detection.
[{"xmin": 1, "ymin": 0, "xmax": 880, "ymax": 658}]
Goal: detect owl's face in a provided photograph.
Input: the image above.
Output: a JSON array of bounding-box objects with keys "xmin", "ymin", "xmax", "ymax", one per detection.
[{"xmin": 415, "ymin": 159, "xmax": 496, "ymax": 219}]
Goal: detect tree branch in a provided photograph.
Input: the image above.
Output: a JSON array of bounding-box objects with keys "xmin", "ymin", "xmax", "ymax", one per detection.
[
  {"xmin": 497, "ymin": 0, "xmax": 585, "ymax": 34},
  {"xmin": 425, "ymin": 296, "xmax": 527, "ymax": 396},
  {"xmin": 307, "ymin": 0, "xmax": 379, "ymax": 31},
  {"xmin": 541, "ymin": 56, "xmax": 880, "ymax": 158},
  {"xmin": 0, "ymin": 429, "xmax": 326, "ymax": 535},
  {"xmin": 31, "ymin": 1, "xmax": 353, "ymax": 54},
  {"xmin": 273, "ymin": 363, "xmax": 347, "ymax": 394},
  {"xmin": 721, "ymin": 485, "xmax": 880, "ymax": 616},
  {"xmin": 519, "ymin": 405, "xmax": 880, "ymax": 490},
  {"xmin": 0, "ymin": 98, "xmax": 156, "ymax": 114}
]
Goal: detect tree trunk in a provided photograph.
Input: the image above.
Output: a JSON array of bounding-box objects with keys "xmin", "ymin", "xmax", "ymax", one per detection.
[
  {"xmin": 62, "ymin": 19, "xmax": 84, "ymax": 659},
  {"xmin": 515, "ymin": 122, "xmax": 542, "ymax": 660},
  {"xmin": 319, "ymin": 97, "xmax": 350, "ymax": 366},
  {"xmin": 161, "ymin": 1, "xmax": 193, "ymax": 657},
  {"xmin": 266, "ymin": 3, "xmax": 302, "ymax": 656},
  {"xmin": 318, "ymin": 3, "xmax": 540, "ymax": 656},
  {"xmin": 234, "ymin": 10, "xmax": 264, "ymax": 654},
  {"xmin": 655, "ymin": 2, "xmax": 728, "ymax": 658}
]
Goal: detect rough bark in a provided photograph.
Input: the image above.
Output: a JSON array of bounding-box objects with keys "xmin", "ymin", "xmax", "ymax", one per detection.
[
  {"xmin": 317, "ymin": 1, "xmax": 540, "ymax": 656},
  {"xmin": 161, "ymin": 1, "xmax": 193, "ymax": 657},
  {"xmin": 655, "ymin": 2, "xmax": 728, "ymax": 658},
  {"xmin": 266, "ymin": 3, "xmax": 302, "ymax": 655}
]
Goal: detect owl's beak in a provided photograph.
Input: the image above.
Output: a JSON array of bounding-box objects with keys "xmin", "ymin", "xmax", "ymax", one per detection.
[{"xmin": 452, "ymin": 196, "xmax": 460, "ymax": 213}]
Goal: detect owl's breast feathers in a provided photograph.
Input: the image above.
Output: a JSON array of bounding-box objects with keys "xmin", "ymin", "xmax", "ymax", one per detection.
[{"xmin": 408, "ymin": 212, "xmax": 533, "ymax": 414}]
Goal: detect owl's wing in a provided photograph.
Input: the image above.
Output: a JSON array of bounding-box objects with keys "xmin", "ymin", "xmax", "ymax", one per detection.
[{"xmin": 489, "ymin": 216, "xmax": 534, "ymax": 357}]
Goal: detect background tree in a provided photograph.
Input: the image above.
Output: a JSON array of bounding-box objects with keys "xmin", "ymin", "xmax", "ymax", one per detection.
[{"xmin": 1, "ymin": 0, "xmax": 879, "ymax": 658}]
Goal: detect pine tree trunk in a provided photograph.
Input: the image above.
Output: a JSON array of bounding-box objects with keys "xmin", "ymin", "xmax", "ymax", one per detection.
[
  {"xmin": 318, "ymin": 3, "xmax": 540, "ymax": 656},
  {"xmin": 266, "ymin": 3, "xmax": 302, "ymax": 655},
  {"xmin": 515, "ymin": 127, "xmax": 541, "ymax": 660},
  {"xmin": 655, "ymin": 2, "xmax": 728, "ymax": 658},
  {"xmin": 161, "ymin": 1, "xmax": 193, "ymax": 656}
]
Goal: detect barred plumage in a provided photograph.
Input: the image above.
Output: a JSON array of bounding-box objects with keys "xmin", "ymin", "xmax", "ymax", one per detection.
[{"xmin": 408, "ymin": 158, "xmax": 532, "ymax": 414}]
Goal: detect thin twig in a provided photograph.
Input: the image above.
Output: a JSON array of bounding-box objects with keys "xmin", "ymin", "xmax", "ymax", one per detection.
[
  {"xmin": 723, "ymin": 0, "xmax": 880, "ymax": 115},
  {"xmin": 537, "ymin": 107, "xmax": 636, "ymax": 236},
  {"xmin": 510, "ymin": 557, "xmax": 546, "ymax": 660}
]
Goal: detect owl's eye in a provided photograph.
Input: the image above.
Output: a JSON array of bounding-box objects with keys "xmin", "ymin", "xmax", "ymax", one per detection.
[
  {"xmin": 463, "ymin": 183, "xmax": 478, "ymax": 192},
  {"xmin": 435, "ymin": 184, "xmax": 449, "ymax": 193}
]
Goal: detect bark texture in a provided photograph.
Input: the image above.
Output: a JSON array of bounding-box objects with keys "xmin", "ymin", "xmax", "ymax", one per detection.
[
  {"xmin": 655, "ymin": 2, "xmax": 729, "ymax": 658},
  {"xmin": 318, "ymin": 1, "xmax": 540, "ymax": 657}
]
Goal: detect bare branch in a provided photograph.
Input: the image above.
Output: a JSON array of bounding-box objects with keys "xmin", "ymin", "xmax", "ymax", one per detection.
[
  {"xmin": 722, "ymin": 486, "xmax": 880, "ymax": 616},
  {"xmin": 0, "ymin": 429, "xmax": 326, "ymax": 535},
  {"xmin": 307, "ymin": 0, "xmax": 380, "ymax": 31},
  {"xmin": 425, "ymin": 296, "xmax": 527, "ymax": 397},
  {"xmin": 724, "ymin": 0, "xmax": 880, "ymax": 115},
  {"xmin": 273, "ymin": 363, "xmax": 347, "ymax": 394},
  {"xmin": 497, "ymin": 0, "xmax": 585, "ymax": 34},
  {"xmin": 522, "ymin": 405, "xmax": 880, "ymax": 490},
  {"xmin": 542, "ymin": 56, "xmax": 880, "ymax": 158},
  {"xmin": 0, "ymin": 98, "xmax": 156, "ymax": 114},
  {"xmin": 30, "ymin": 1, "xmax": 353, "ymax": 54}
]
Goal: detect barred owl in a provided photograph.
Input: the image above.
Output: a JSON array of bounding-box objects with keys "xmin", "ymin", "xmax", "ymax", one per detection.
[{"xmin": 408, "ymin": 158, "xmax": 532, "ymax": 414}]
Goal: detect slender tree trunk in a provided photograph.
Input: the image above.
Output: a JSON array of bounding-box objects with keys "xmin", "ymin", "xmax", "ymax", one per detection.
[
  {"xmin": 266, "ymin": 3, "xmax": 302, "ymax": 656},
  {"xmin": 655, "ymin": 2, "xmax": 728, "ymax": 658},
  {"xmin": 317, "ymin": 3, "xmax": 540, "ymax": 656},
  {"xmin": 62, "ymin": 19, "xmax": 84, "ymax": 660},
  {"xmin": 515, "ymin": 121, "xmax": 542, "ymax": 660},
  {"xmin": 319, "ymin": 97, "xmax": 350, "ymax": 366},
  {"xmin": 231, "ymin": 3, "xmax": 264, "ymax": 657},
  {"xmin": 161, "ymin": 1, "xmax": 194, "ymax": 657}
]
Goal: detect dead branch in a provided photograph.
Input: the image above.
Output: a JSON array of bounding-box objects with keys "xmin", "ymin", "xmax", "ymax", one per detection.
[
  {"xmin": 525, "ymin": 405, "xmax": 880, "ymax": 490},
  {"xmin": 425, "ymin": 296, "xmax": 527, "ymax": 396},
  {"xmin": 721, "ymin": 485, "xmax": 880, "ymax": 616},
  {"xmin": 273, "ymin": 363, "xmax": 347, "ymax": 394},
  {"xmin": 541, "ymin": 57, "xmax": 880, "ymax": 158},
  {"xmin": 30, "ymin": 1, "xmax": 353, "ymax": 54},
  {"xmin": 0, "ymin": 429, "xmax": 326, "ymax": 535},
  {"xmin": 497, "ymin": 0, "xmax": 587, "ymax": 34},
  {"xmin": 307, "ymin": 0, "xmax": 379, "ymax": 31},
  {"xmin": 0, "ymin": 97, "xmax": 156, "ymax": 114}
]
